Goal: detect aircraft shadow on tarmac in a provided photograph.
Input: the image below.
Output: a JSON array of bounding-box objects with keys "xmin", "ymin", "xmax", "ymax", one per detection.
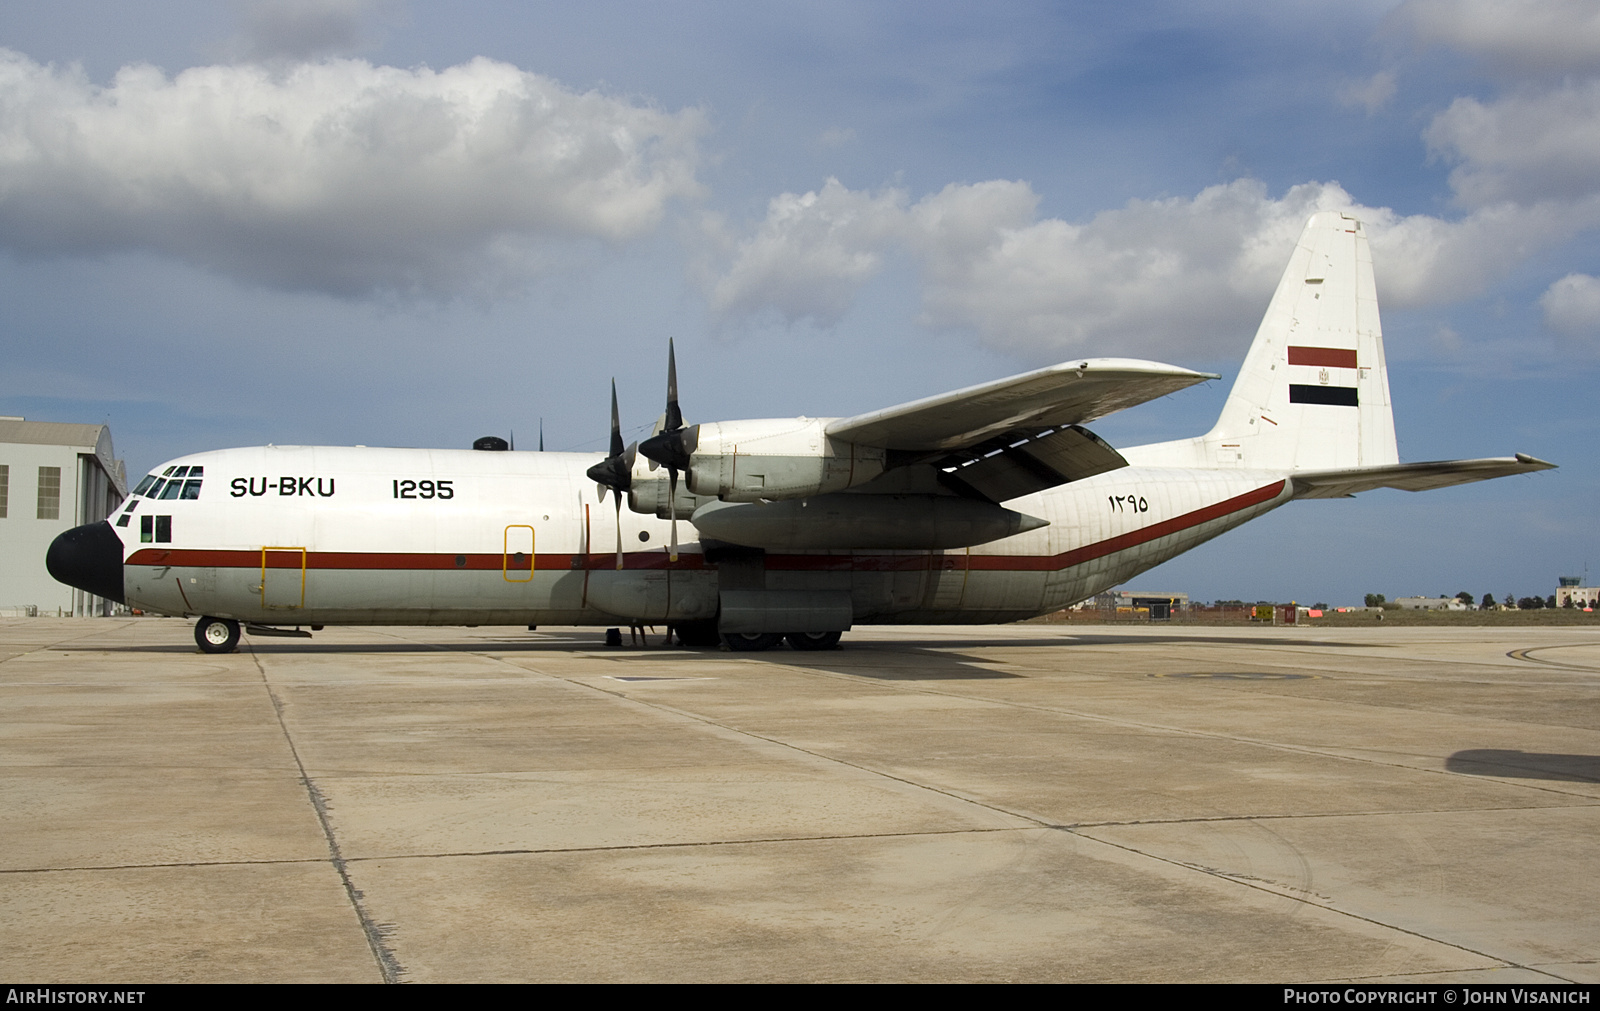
[
  {"xmin": 1446, "ymin": 749, "xmax": 1600, "ymax": 783},
  {"xmin": 768, "ymin": 649, "xmax": 1024, "ymax": 680},
  {"xmin": 55, "ymin": 634, "xmax": 1020, "ymax": 677}
]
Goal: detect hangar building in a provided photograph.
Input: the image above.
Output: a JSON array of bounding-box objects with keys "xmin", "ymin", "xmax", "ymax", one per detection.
[{"xmin": 0, "ymin": 418, "xmax": 127, "ymax": 616}]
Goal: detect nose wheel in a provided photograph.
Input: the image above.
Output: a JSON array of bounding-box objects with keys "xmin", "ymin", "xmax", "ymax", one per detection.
[{"xmin": 195, "ymin": 616, "xmax": 241, "ymax": 654}]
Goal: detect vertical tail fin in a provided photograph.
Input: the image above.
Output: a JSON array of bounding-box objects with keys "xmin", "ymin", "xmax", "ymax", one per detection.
[{"xmin": 1201, "ymin": 211, "xmax": 1397, "ymax": 471}]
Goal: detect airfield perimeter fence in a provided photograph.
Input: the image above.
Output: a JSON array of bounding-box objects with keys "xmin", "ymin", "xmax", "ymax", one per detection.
[
  {"xmin": 1034, "ymin": 606, "xmax": 1600, "ymax": 627},
  {"xmin": 1036, "ymin": 605, "xmax": 1275, "ymax": 625}
]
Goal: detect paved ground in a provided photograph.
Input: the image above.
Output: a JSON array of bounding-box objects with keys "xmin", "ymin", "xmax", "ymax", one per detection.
[{"xmin": 2, "ymin": 618, "xmax": 1597, "ymax": 983}]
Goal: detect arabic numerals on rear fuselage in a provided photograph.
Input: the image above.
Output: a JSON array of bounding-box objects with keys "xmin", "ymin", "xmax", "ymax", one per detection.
[{"xmin": 1108, "ymin": 493, "xmax": 1149, "ymax": 513}]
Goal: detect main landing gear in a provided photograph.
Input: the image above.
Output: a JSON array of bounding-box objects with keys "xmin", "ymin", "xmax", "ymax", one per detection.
[
  {"xmin": 784, "ymin": 631, "xmax": 843, "ymax": 651},
  {"xmin": 195, "ymin": 616, "xmax": 241, "ymax": 654},
  {"xmin": 721, "ymin": 631, "xmax": 843, "ymax": 652}
]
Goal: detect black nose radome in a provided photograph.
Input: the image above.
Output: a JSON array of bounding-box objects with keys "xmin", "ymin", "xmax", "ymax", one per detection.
[{"xmin": 46, "ymin": 521, "xmax": 126, "ymax": 604}]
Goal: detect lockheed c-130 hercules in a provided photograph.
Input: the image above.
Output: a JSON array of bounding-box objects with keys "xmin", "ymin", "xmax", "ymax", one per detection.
[{"xmin": 48, "ymin": 212, "xmax": 1554, "ymax": 653}]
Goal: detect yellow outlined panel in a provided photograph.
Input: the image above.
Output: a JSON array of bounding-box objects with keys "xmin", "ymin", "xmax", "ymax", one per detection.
[
  {"xmin": 261, "ymin": 546, "xmax": 306, "ymax": 608},
  {"xmin": 503, "ymin": 525, "xmax": 535, "ymax": 582}
]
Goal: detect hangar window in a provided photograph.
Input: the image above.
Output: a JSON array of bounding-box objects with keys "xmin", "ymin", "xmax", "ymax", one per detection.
[
  {"xmin": 37, "ymin": 466, "xmax": 60, "ymax": 520},
  {"xmin": 0, "ymin": 464, "xmax": 7, "ymax": 518}
]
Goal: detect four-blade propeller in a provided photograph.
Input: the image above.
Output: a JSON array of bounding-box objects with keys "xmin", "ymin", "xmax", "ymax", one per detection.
[
  {"xmin": 585, "ymin": 341, "xmax": 696, "ymax": 567},
  {"xmin": 637, "ymin": 340, "xmax": 697, "ymax": 562},
  {"xmin": 583, "ymin": 380, "xmax": 638, "ymax": 570}
]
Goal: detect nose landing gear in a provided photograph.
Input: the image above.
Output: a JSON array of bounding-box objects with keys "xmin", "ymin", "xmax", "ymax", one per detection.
[{"xmin": 195, "ymin": 616, "xmax": 241, "ymax": 654}]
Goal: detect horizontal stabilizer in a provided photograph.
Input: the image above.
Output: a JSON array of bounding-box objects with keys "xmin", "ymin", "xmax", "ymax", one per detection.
[
  {"xmin": 827, "ymin": 358, "xmax": 1216, "ymax": 452},
  {"xmin": 1291, "ymin": 454, "xmax": 1556, "ymax": 499}
]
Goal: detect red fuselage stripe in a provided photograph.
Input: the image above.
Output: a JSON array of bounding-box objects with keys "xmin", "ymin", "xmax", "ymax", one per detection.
[{"xmin": 125, "ymin": 480, "xmax": 1286, "ymax": 575}]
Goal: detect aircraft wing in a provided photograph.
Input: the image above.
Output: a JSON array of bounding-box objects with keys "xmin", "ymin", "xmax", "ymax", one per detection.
[
  {"xmin": 1291, "ymin": 454, "xmax": 1557, "ymax": 499},
  {"xmin": 825, "ymin": 358, "xmax": 1218, "ymax": 452}
]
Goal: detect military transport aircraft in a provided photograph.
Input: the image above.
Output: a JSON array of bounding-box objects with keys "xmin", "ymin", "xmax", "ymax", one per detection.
[{"xmin": 47, "ymin": 212, "xmax": 1554, "ymax": 653}]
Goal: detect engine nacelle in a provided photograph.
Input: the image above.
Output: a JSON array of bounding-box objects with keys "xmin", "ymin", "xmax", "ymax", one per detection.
[
  {"xmin": 626, "ymin": 453, "xmax": 716, "ymax": 519},
  {"xmin": 684, "ymin": 418, "xmax": 886, "ymax": 502}
]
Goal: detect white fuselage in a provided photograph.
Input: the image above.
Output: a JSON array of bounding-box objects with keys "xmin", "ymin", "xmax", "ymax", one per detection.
[{"xmin": 114, "ymin": 444, "xmax": 1292, "ymax": 626}]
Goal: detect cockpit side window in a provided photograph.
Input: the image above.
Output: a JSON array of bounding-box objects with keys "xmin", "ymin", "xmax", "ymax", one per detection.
[{"xmin": 132, "ymin": 475, "xmax": 157, "ymax": 496}]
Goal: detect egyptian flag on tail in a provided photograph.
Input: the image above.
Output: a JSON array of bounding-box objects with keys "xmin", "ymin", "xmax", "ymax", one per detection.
[{"xmin": 1287, "ymin": 345, "xmax": 1359, "ymax": 406}]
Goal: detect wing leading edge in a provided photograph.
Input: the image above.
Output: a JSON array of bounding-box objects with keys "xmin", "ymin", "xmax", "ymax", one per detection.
[{"xmin": 826, "ymin": 358, "xmax": 1218, "ymax": 452}]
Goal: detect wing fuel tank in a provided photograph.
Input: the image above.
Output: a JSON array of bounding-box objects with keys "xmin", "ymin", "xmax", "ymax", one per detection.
[{"xmin": 690, "ymin": 494, "xmax": 1047, "ymax": 550}]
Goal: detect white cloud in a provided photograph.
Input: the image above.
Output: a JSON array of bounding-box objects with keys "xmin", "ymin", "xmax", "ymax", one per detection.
[
  {"xmin": 1539, "ymin": 273, "xmax": 1600, "ymax": 336},
  {"xmin": 0, "ymin": 50, "xmax": 704, "ymax": 296},
  {"xmin": 707, "ymin": 178, "xmax": 909, "ymax": 324},
  {"xmin": 707, "ymin": 174, "xmax": 1600, "ymax": 360},
  {"xmin": 710, "ymin": 10, "xmax": 1600, "ymax": 363},
  {"xmin": 1425, "ymin": 80, "xmax": 1600, "ymax": 207},
  {"xmin": 1393, "ymin": 0, "xmax": 1600, "ymax": 76}
]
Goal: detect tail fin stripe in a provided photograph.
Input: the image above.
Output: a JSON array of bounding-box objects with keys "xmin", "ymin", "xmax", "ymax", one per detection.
[
  {"xmin": 1287, "ymin": 346, "xmax": 1358, "ymax": 368},
  {"xmin": 1289, "ymin": 385, "xmax": 1359, "ymax": 407}
]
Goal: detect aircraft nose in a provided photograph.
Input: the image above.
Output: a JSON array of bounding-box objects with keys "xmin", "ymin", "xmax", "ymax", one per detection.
[{"xmin": 46, "ymin": 521, "xmax": 126, "ymax": 604}]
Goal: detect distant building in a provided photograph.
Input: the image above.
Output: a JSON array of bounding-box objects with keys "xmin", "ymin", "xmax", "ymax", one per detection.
[
  {"xmin": 0, "ymin": 418, "xmax": 127, "ymax": 616},
  {"xmin": 1082, "ymin": 589, "xmax": 1190, "ymax": 620},
  {"xmin": 1556, "ymin": 578, "xmax": 1598, "ymax": 609},
  {"xmin": 1393, "ymin": 596, "xmax": 1466, "ymax": 611}
]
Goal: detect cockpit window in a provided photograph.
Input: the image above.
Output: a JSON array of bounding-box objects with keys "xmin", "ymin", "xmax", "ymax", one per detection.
[
  {"xmin": 138, "ymin": 466, "xmax": 203, "ymax": 500},
  {"xmin": 138, "ymin": 463, "xmax": 203, "ymax": 499}
]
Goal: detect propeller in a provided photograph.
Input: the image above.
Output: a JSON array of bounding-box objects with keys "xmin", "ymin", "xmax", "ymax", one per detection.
[
  {"xmin": 584, "ymin": 381, "xmax": 637, "ymax": 569},
  {"xmin": 638, "ymin": 340, "xmax": 698, "ymax": 562}
]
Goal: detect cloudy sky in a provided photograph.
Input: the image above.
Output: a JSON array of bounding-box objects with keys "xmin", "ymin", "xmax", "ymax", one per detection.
[{"xmin": 2, "ymin": 0, "xmax": 1595, "ymax": 605}]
